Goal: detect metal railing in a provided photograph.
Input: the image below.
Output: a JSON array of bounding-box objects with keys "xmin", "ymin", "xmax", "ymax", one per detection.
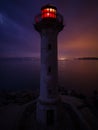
[{"xmin": 34, "ymin": 13, "xmax": 63, "ymax": 24}]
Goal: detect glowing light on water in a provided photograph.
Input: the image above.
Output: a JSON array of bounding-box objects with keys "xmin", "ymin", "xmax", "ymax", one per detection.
[{"xmin": 59, "ymin": 57, "xmax": 67, "ymax": 60}]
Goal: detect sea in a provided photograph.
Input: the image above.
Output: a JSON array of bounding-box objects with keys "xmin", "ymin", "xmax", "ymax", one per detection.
[{"xmin": 0, "ymin": 58, "xmax": 98, "ymax": 96}]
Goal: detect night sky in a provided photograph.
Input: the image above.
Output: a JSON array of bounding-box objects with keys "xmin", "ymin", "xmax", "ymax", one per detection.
[{"xmin": 0, "ymin": 0, "xmax": 98, "ymax": 59}]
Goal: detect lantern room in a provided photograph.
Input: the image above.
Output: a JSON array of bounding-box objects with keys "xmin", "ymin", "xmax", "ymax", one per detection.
[
  {"xmin": 34, "ymin": 4, "xmax": 64, "ymax": 32},
  {"xmin": 41, "ymin": 4, "xmax": 57, "ymax": 19}
]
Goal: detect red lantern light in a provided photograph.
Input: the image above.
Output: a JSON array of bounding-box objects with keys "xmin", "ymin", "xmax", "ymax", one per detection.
[{"xmin": 41, "ymin": 5, "xmax": 57, "ymax": 19}]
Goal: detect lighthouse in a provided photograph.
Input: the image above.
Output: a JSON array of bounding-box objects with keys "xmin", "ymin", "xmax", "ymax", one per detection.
[{"xmin": 34, "ymin": 4, "xmax": 64, "ymax": 126}]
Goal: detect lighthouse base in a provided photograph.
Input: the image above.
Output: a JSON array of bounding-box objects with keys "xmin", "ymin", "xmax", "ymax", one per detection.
[
  {"xmin": 36, "ymin": 100, "xmax": 59, "ymax": 127},
  {"xmin": 17, "ymin": 95, "xmax": 96, "ymax": 130}
]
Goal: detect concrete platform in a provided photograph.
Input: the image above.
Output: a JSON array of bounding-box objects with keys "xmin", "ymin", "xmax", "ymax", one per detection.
[{"xmin": 0, "ymin": 96, "xmax": 98, "ymax": 130}]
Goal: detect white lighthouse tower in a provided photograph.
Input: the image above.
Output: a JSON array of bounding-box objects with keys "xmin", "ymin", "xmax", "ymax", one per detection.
[{"xmin": 34, "ymin": 4, "xmax": 64, "ymax": 126}]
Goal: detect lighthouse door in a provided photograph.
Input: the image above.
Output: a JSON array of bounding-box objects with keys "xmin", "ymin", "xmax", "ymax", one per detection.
[{"xmin": 47, "ymin": 110, "xmax": 54, "ymax": 126}]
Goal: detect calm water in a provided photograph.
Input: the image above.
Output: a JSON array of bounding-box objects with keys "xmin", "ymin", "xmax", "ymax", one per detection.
[
  {"xmin": 58, "ymin": 60, "xmax": 98, "ymax": 96},
  {"xmin": 0, "ymin": 58, "xmax": 98, "ymax": 96}
]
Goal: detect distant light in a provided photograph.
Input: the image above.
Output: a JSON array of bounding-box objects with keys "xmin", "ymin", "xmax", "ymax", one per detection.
[{"xmin": 59, "ymin": 57, "xmax": 66, "ymax": 60}]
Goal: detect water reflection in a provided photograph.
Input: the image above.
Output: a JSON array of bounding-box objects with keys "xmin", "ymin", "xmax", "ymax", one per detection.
[{"xmin": 0, "ymin": 59, "xmax": 98, "ymax": 96}]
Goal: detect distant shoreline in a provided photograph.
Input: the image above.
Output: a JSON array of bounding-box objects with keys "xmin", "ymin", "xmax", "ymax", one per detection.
[
  {"xmin": 76, "ymin": 57, "xmax": 98, "ymax": 60},
  {"xmin": 0, "ymin": 57, "xmax": 98, "ymax": 61}
]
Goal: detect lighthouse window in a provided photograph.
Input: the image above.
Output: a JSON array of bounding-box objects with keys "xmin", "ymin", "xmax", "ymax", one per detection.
[
  {"xmin": 47, "ymin": 66, "xmax": 51, "ymax": 75},
  {"xmin": 48, "ymin": 89, "xmax": 52, "ymax": 95},
  {"xmin": 48, "ymin": 66, "xmax": 51, "ymax": 73},
  {"xmin": 48, "ymin": 44, "xmax": 52, "ymax": 50}
]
